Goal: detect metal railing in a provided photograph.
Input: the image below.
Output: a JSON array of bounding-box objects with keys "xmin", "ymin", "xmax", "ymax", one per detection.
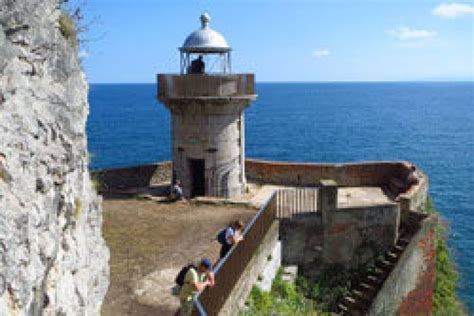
[
  {"xmin": 276, "ymin": 188, "xmax": 319, "ymax": 219},
  {"xmin": 193, "ymin": 192, "xmax": 277, "ymax": 315}
]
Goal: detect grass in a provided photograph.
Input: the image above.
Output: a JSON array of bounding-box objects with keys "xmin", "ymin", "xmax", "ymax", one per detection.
[
  {"xmin": 425, "ymin": 199, "xmax": 467, "ymax": 315},
  {"xmin": 59, "ymin": 12, "xmax": 78, "ymax": 47},
  {"xmin": 0, "ymin": 167, "xmax": 9, "ymax": 183}
]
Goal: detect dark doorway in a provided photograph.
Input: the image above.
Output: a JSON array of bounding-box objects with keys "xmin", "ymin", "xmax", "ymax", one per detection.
[{"xmin": 189, "ymin": 159, "xmax": 205, "ymax": 197}]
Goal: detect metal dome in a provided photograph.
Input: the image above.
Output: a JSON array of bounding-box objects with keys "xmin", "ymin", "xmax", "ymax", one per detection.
[{"xmin": 180, "ymin": 13, "xmax": 231, "ymax": 53}]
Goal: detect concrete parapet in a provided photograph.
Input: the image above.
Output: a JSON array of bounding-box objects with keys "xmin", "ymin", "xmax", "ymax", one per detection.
[
  {"xmin": 90, "ymin": 159, "xmax": 428, "ymax": 215},
  {"xmin": 157, "ymin": 74, "xmax": 256, "ymax": 100},
  {"xmin": 399, "ymin": 173, "xmax": 429, "ymax": 216}
]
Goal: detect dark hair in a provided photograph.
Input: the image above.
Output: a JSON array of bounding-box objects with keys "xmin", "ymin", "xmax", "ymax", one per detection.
[{"xmin": 232, "ymin": 220, "xmax": 244, "ymax": 230}]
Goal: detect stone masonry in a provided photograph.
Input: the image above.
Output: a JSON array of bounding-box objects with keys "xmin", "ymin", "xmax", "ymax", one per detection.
[{"xmin": 0, "ymin": 1, "xmax": 109, "ymax": 315}]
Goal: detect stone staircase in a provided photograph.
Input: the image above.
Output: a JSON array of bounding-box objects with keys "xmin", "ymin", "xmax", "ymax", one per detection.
[{"xmin": 336, "ymin": 212, "xmax": 424, "ymax": 315}]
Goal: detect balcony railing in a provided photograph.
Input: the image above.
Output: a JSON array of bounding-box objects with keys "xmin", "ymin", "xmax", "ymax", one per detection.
[{"xmin": 157, "ymin": 74, "xmax": 255, "ymax": 99}]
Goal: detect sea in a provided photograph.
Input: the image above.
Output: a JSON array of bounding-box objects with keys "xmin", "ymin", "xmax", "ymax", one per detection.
[{"xmin": 87, "ymin": 82, "xmax": 473, "ymax": 311}]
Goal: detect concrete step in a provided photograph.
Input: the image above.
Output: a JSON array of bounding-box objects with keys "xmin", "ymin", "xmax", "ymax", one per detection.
[
  {"xmin": 392, "ymin": 244, "xmax": 405, "ymax": 252},
  {"xmin": 352, "ymin": 289, "xmax": 372, "ymax": 303},
  {"xmin": 385, "ymin": 251, "xmax": 399, "ymax": 263},
  {"xmin": 397, "ymin": 238, "xmax": 410, "ymax": 246}
]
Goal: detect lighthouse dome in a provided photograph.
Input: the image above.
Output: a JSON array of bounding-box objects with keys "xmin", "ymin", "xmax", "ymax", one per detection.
[{"xmin": 180, "ymin": 13, "xmax": 230, "ymax": 53}]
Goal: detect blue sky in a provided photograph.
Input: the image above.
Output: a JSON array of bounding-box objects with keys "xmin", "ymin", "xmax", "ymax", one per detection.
[{"xmin": 76, "ymin": 0, "xmax": 474, "ymax": 83}]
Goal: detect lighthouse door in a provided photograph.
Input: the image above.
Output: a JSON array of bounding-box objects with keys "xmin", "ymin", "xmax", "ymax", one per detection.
[{"xmin": 189, "ymin": 159, "xmax": 205, "ymax": 197}]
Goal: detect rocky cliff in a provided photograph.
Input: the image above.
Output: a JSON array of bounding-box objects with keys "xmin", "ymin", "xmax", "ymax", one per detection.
[{"xmin": 0, "ymin": 0, "xmax": 109, "ymax": 315}]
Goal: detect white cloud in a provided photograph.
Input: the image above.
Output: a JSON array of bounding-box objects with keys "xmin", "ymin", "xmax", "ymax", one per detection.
[
  {"xmin": 388, "ymin": 26, "xmax": 437, "ymax": 40},
  {"xmin": 78, "ymin": 50, "xmax": 89, "ymax": 59},
  {"xmin": 313, "ymin": 49, "xmax": 331, "ymax": 58},
  {"xmin": 432, "ymin": 3, "xmax": 474, "ymax": 18}
]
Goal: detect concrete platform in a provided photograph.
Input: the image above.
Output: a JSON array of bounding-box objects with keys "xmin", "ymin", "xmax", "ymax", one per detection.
[{"xmin": 106, "ymin": 182, "xmax": 393, "ymax": 211}]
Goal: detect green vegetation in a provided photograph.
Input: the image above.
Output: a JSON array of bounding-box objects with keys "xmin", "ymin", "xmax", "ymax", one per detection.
[
  {"xmin": 241, "ymin": 269, "xmax": 316, "ymax": 316},
  {"xmin": 91, "ymin": 175, "xmax": 100, "ymax": 192},
  {"xmin": 0, "ymin": 167, "xmax": 9, "ymax": 183},
  {"xmin": 74, "ymin": 198, "xmax": 82, "ymax": 219},
  {"xmin": 242, "ymin": 261, "xmax": 380, "ymax": 315},
  {"xmin": 425, "ymin": 199, "xmax": 466, "ymax": 315},
  {"xmin": 59, "ymin": 12, "xmax": 78, "ymax": 47}
]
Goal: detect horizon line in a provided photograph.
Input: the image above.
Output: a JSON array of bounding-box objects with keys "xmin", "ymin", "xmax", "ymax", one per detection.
[{"xmin": 89, "ymin": 79, "xmax": 474, "ymax": 85}]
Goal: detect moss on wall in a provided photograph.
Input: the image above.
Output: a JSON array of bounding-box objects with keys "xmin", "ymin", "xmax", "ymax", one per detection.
[{"xmin": 425, "ymin": 199, "xmax": 466, "ymax": 315}]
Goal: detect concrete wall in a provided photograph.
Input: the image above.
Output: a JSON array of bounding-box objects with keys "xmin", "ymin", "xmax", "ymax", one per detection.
[
  {"xmin": 279, "ymin": 215, "xmax": 324, "ymax": 275},
  {"xmin": 279, "ymin": 203, "xmax": 399, "ymax": 273},
  {"xmin": 92, "ymin": 161, "xmax": 172, "ymax": 191},
  {"xmin": 219, "ymin": 221, "xmax": 280, "ymax": 316},
  {"xmin": 399, "ymin": 174, "xmax": 429, "ymax": 216},
  {"xmin": 323, "ymin": 203, "xmax": 400, "ymax": 268},
  {"xmin": 246, "ymin": 159, "xmax": 407, "ymax": 187},
  {"xmin": 369, "ymin": 215, "xmax": 437, "ymax": 315}
]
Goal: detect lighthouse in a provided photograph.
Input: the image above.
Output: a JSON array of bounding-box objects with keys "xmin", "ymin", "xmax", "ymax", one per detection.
[{"xmin": 157, "ymin": 13, "xmax": 256, "ymax": 198}]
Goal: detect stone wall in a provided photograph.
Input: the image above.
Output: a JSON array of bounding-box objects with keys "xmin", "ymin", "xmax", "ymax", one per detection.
[
  {"xmin": 369, "ymin": 215, "xmax": 437, "ymax": 315},
  {"xmin": 92, "ymin": 161, "xmax": 172, "ymax": 191},
  {"xmin": 0, "ymin": 1, "xmax": 109, "ymax": 315}
]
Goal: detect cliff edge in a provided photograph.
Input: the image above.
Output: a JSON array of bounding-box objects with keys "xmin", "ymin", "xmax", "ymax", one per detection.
[{"xmin": 0, "ymin": 0, "xmax": 109, "ymax": 315}]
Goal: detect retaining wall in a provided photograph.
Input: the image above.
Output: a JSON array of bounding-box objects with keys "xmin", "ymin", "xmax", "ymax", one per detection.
[{"xmin": 369, "ymin": 214, "xmax": 437, "ymax": 315}]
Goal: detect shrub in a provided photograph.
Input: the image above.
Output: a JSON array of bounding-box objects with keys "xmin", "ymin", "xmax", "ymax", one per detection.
[{"xmin": 59, "ymin": 13, "xmax": 78, "ymax": 47}]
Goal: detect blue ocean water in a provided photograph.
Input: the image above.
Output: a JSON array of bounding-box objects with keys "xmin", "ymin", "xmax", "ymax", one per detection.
[{"xmin": 87, "ymin": 82, "xmax": 473, "ymax": 310}]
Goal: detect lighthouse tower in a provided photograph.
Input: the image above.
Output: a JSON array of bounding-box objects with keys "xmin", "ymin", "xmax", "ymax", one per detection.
[{"xmin": 157, "ymin": 13, "xmax": 256, "ymax": 198}]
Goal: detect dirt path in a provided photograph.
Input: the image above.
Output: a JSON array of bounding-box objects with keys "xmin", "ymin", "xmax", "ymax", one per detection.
[{"xmin": 100, "ymin": 198, "xmax": 256, "ymax": 316}]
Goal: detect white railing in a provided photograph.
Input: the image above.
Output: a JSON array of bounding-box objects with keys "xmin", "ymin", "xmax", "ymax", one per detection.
[{"xmin": 276, "ymin": 188, "xmax": 319, "ymax": 218}]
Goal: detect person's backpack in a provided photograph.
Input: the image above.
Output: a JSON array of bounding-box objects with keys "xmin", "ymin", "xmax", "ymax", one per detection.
[
  {"xmin": 175, "ymin": 264, "xmax": 196, "ymax": 287},
  {"xmin": 216, "ymin": 226, "xmax": 233, "ymax": 245}
]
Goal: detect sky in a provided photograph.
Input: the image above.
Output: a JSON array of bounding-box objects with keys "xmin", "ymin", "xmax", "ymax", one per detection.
[{"xmin": 74, "ymin": 0, "xmax": 474, "ymax": 83}]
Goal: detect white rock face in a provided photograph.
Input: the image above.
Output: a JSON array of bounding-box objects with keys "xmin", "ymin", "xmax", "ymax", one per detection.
[{"xmin": 0, "ymin": 0, "xmax": 109, "ymax": 315}]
